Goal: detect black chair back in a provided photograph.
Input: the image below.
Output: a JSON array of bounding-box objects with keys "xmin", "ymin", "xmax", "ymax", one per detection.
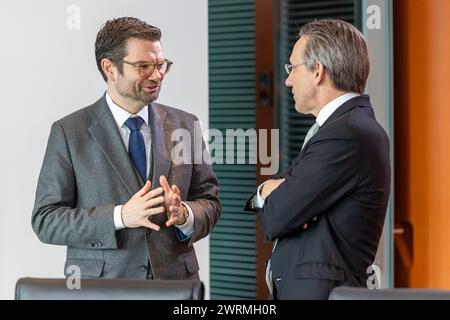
[
  {"xmin": 15, "ymin": 277, "xmax": 204, "ymax": 300},
  {"xmin": 329, "ymin": 286, "xmax": 450, "ymax": 300}
]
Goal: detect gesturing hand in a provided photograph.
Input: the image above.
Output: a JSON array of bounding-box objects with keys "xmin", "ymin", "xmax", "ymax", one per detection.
[
  {"xmin": 159, "ymin": 175, "xmax": 188, "ymax": 227},
  {"xmin": 121, "ymin": 181, "xmax": 165, "ymax": 230}
]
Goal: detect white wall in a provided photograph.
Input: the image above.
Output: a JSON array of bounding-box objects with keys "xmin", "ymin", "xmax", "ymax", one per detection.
[{"xmin": 0, "ymin": 0, "xmax": 209, "ymax": 299}]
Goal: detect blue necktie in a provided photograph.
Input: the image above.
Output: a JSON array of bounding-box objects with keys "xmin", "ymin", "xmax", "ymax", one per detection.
[{"xmin": 124, "ymin": 117, "xmax": 146, "ymax": 182}]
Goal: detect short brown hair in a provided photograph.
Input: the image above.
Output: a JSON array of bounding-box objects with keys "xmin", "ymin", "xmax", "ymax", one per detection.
[
  {"xmin": 299, "ymin": 19, "xmax": 370, "ymax": 94},
  {"xmin": 95, "ymin": 17, "xmax": 161, "ymax": 81}
]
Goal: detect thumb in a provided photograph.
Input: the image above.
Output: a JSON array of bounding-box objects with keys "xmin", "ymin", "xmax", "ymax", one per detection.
[
  {"xmin": 138, "ymin": 180, "xmax": 151, "ymax": 196},
  {"xmin": 166, "ymin": 216, "xmax": 175, "ymax": 227}
]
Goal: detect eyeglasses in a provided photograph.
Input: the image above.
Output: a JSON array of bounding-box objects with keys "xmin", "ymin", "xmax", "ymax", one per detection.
[
  {"xmin": 122, "ymin": 58, "xmax": 173, "ymax": 78},
  {"xmin": 285, "ymin": 62, "xmax": 305, "ymax": 75}
]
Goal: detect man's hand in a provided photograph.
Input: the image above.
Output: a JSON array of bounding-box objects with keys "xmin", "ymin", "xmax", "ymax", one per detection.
[
  {"xmin": 260, "ymin": 178, "xmax": 286, "ymax": 200},
  {"xmin": 160, "ymin": 175, "xmax": 188, "ymax": 227},
  {"xmin": 121, "ymin": 181, "xmax": 165, "ymax": 230},
  {"xmin": 259, "ymin": 177, "xmax": 317, "ymax": 230}
]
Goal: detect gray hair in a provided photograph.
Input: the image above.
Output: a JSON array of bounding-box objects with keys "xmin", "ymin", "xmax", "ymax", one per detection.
[{"xmin": 299, "ymin": 19, "xmax": 370, "ymax": 94}]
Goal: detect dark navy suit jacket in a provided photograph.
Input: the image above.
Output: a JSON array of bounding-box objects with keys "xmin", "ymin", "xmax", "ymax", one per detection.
[{"xmin": 246, "ymin": 95, "xmax": 390, "ymax": 299}]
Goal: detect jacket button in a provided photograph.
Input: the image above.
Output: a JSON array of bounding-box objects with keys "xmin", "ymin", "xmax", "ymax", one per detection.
[
  {"xmin": 139, "ymin": 265, "xmax": 148, "ymax": 272},
  {"xmin": 90, "ymin": 241, "xmax": 103, "ymax": 248}
]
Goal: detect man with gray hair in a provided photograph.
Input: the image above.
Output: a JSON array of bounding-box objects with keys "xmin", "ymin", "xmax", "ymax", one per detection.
[{"xmin": 245, "ymin": 19, "xmax": 390, "ymax": 299}]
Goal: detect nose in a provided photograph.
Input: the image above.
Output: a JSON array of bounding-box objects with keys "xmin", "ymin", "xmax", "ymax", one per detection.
[
  {"xmin": 148, "ymin": 68, "xmax": 163, "ymax": 81},
  {"xmin": 285, "ymin": 73, "xmax": 292, "ymax": 87}
]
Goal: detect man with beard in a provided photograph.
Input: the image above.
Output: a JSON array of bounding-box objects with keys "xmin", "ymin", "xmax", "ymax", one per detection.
[{"xmin": 32, "ymin": 17, "xmax": 221, "ymax": 280}]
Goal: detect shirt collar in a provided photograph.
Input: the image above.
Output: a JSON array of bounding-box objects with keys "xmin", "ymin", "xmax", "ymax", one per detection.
[
  {"xmin": 106, "ymin": 92, "xmax": 149, "ymax": 129},
  {"xmin": 315, "ymin": 92, "xmax": 360, "ymax": 126}
]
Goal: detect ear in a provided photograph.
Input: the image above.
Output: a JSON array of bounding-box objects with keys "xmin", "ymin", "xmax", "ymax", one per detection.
[
  {"xmin": 101, "ymin": 58, "xmax": 117, "ymax": 82},
  {"xmin": 313, "ymin": 62, "xmax": 326, "ymax": 85}
]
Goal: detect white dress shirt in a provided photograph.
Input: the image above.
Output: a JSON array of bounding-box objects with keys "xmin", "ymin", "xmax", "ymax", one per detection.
[
  {"xmin": 254, "ymin": 92, "xmax": 360, "ymax": 208},
  {"xmin": 106, "ymin": 92, "xmax": 194, "ymax": 237}
]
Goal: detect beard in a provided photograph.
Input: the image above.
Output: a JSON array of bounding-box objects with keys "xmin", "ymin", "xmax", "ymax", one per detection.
[{"xmin": 116, "ymin": 76, "xmax": 161, "ymax": 105}]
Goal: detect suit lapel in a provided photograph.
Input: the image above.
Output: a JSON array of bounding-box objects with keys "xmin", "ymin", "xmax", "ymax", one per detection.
[
  {"xmin": 148, "ymin": 103, "xmax": 173, "ymax": 226},
  {"xmin": 87, "ymin": 96, "xmax": 141, "ymax": 197},
  {"xmin": 148, "ymin": 103, "xmax": 172, "ymax": 188}
]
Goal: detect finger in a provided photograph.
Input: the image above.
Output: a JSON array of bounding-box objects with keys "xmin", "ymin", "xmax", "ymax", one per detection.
[
  {"xmin": 168, "ymin": 206, "xmax": 180, "ymax": 224},
  {"xmin": 143, "ymin": 187, "xmax": 164, "ymax": 201},
  {"xmin": 145, "ymin": 206, "xmax": 166, "ymax": 217},
  {"xmin": 171, "ymin": 193, "xmax": 181, "ymax": 206},
  {"xmin": 169, "ymin": 205, "xmax": 180, "ymax": 214},
  {"xmin": 145, "ymin": 196, "xmax": 165, "ymax": 208},
  {"xmin": 172, "ymin": 185, "xmax": 181, "ymax": 196},
  {"xmin": 166, "ymin": 216, "xmax": 177, "ymax": 227},
  {"xmin": 138, "ymin": 180, "xmax": 151, "ymax": 196},
  {"xmin": 159, "ymin": 175, "xmax": 171, "ymax": 193},
  {"xmin": 143, "ymin": 219, "xmax": 160, "ymax": 231},
  {"xmin": 302, "ymin": 223, "xmax": 308, "ymax": 230}
]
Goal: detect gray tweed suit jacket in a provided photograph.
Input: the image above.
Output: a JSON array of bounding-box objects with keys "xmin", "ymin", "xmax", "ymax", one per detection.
[{"xmin": 32, "ymin": 95, "xmax": 221, "ymax": 280}]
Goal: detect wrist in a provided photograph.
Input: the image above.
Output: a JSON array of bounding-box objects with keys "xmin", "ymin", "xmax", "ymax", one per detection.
[{"xmin": 114, "ymin": 205, "xmax": 126, "ymax": 230}]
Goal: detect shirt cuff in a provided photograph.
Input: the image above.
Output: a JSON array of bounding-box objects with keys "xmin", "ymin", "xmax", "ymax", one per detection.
[
  {"xmin": 255, "ymin": 182, "xmax": 268, "ymax": 209},
  {"xmin": 113, "ymin": 205, "xmax": 126, "ymax": 230},
  {"xmin": 175, "ymin": 202, "xmax": 195, "ymax": 238}
]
